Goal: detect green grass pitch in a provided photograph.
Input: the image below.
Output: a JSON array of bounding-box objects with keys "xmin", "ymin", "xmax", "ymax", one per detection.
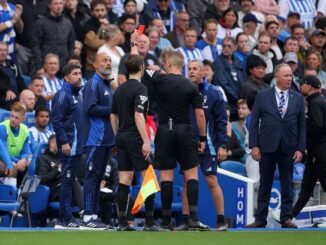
[{"xmin": 1, "ymin": 231, "xmax": 326, "ymax": 245}]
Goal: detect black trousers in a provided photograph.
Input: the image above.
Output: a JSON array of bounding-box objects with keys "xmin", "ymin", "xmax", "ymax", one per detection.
[
  {"xmin": 255, "ymin": 151, "xmax": 294, "ymax": 224},
  {"xmin": 292, "ymin": 143, "xmax": 326, "ymax": 217}
]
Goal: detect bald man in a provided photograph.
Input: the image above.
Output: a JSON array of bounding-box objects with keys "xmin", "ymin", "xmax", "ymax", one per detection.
[
  {"xmin": 19, "ymin": 89, "xmax": 36, "ymax": 112},
  {"xmin": 81, "ymin": 52, "xmax": 115, "ymax": 229}
]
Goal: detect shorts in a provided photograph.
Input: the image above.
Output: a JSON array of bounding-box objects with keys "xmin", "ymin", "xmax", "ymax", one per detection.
[
  {"xmin": 154, "ymin": 123, "xmax": 199, "ymax": 171},
  {"xmin": 199, "ymin": 154, "xmax": 218, "ymax": 176},
  {"xmin": 116, "ymin": 130, "xmax": 149, "ymax": 172}
]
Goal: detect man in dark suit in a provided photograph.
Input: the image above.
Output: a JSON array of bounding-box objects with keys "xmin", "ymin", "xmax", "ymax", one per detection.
[{"xmin": 247, "ymin": 63, "xmax": 306, "ymax": 228}]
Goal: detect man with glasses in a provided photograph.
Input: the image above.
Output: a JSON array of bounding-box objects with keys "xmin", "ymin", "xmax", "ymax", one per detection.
[{"xmin": 165, "ymin": 11, "xmax": 189, "ymax": 48}]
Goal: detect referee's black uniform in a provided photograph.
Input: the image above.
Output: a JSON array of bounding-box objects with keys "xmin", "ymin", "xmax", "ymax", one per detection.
[
  {"xmin": 292, "ymin": 91, "xmax": 326, "ymax": 217},
  {"xmin": 143, "ymin": 69, "xmax": 206, "ymax": 229},
  {"xmin": 111, "ymin": 77, "xmax": 160, "ymax": 230}
]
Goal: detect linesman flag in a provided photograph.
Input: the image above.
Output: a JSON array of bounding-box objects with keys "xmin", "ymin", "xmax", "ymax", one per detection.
[{"xmin": 131, "ymin": 165, "xmax": 160, "ymax": 215}]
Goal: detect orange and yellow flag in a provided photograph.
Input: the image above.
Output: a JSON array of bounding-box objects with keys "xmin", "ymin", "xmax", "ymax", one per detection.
[{"xmin": 131, "ymin": 165, "xmax": 160, "ymax": 215}]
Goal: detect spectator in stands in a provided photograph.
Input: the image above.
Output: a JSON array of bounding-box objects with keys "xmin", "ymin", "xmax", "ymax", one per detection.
[
  {"xmin": 105, "ymin": 0, "xmax": 118, "ymax": 24},
  {"xmin": 177, "ymin": 28, "xmax": 204, "ymax": 76},
  {"xmin": 31, "ymin": 0, "xmax": 75, "ymax": 75},
  {"xmin": 73, "ymin": 40, "xmax": 83, "ymax": 58},
  {"xmin": 144, "ymin": 0, "xmax": 184, "ymax": 34},
  {"xmin": 283, "ymin": 36, "xmax": 304, "ymax": 78},
  {"xmin": 242, "ymin": 13, "xmax": 260, "ymax": 49},
  {"xmin": 0, "ymin": 1, "xmax": 23, "ymax": 61},
  {"xmin": 237, "ymin": 0, "xmax": 264, "ymax": 39},
  {"xmin": 240, "ymin": 55, "xmax": 269, "ymax": 110},
  {"xmin": 266, "ymin": 21, "xmax": 283, "ymax": 61},
  {"xmin": 252, "ymin": 31, "xmax": 279, "ymax": 84},
  {"xmin": 282, "ymin": 52, "xmax": 300, "ymax": 92},
  {"xmin": 309, "ymin": 29, "xmax": 326, "ymax": 62},
  {"xmin": 41, "ymin": 54, "xmax": 63, "ymax": 109},
  {"xmin": 148, "ymin": 18, "xmax": 172, "ymax": 50},
  {"xmin": 233, "ymin": 32, "xmax": 251, "ymax": 68},
  {"xmin": 82, "ymin": 0, "xmax": 108, "ymax": 79},
  {"xmin": 253, "ymin": 0, "xmax": 280, "ymax": 16},
  {"xmin": 292, "ymin": 24, "xmax": 310, "ymax": 64},
  {"xmin": 195, "ymin": 18, "xmax": 222, "ymax": 63},
  {"xmin": 231, "ymin": 99, "xmax": 250, "ymax": 163},
  {"xmin": 0, "ymin": 102, "xmax": 32, "ymax": 187},
  {"xmin": 306, "ymin": 50, "xmax": 326, "ymax": 88},
  {"xmin": 146, "ymin": 27, "xmax": 162, "ymax": 59},
  {"xmin": 118, "ymin": 34, "xmax": 160, "ymax": 84},
  {"xmin": 202, "ymin": 59, "xmax": 228, "ymax": 103},
  {"xmin": 19, "ymin": 89, "xmax": 36, "ymax": 112},
  {"xmin": 119, "ymin": 14, "xmax": 136, "ymax": 53},
  {"xmin": 205, "ymin": 0, "xmax": 230, "ymax": 23},
  {"xmin": 213, "ymin": 36, "xmax": 246, "ymax": 120},
  {"xmin": 15, "ymin": 0, "xmax": 48, "ymax": 75},
  {"xmin": 165, "ymin": 11, "xmax": 189, "ymax": 49},
  {"xmin": 29, "ymin": 106, "xmax": 54, "ymax": 145},
  {"xmin": 123, "ymin": 0, "xmax": 144, "ymax": 27},
  {"xmin": 186, "ymin": 0, "xmax": 211, "ymax": 34},
  {"xmin": 97, "ymin": 24, "xmax": 125, "ymax": 85},
  {"xmin": 64, "ymin": 0, "xmax": 91, "ymax": 41},
  {"xmin": 222, "ymin": 105, "xmax": 245, "ymax": 162},
  {"xmin": 36, "ymin": 135, "xmax": 61, "ymax": 201},
  {"xmin": 279, "ymin": 0, "xmax": 316, "ymax": 28},
  {"xmin": 0, "ymin": 42, "xmax": 26, "ymax": 110},
  {"xmin": 278, "ymin": 12, "xmax": 301, "ymax": 45},
  {"xmin": 217, "ymin": 7, "xmax": 243, "ymax": 40},
  {"xmin": 28, "ymin": 76, "xmax": 47, "ymax": 110}
]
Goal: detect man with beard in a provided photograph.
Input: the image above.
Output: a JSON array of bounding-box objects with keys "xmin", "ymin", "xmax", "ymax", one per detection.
[
  {"xmin": 82, "ymin": 0, "xmax": 109, "ymax": 79},
  {"xmin": 81, "ymin": 52, "xmax": 115, "ymax": 229},
  {"xmin": 51, "ymin": 64, "xmax": 84, "ymax": 229},
  {"xmin": 29, "ymin": 106, "xmax": 54, "ymax": 145}
]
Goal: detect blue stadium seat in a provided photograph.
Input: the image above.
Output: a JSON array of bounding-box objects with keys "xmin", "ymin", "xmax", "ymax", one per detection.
[
  {"xmin": 29, "ymin": 185, "xmax": 50, "ymax": 214},
  {"xmin": 220, "ymin": 161, "xmax": 247, "ymax": 176},
  {"xmin": 0, "ymin": 184, "xmax": 20, "ymax": 212},
  {"xmin": 28, "ymin": 143, "xmax": 48, "ymax": 176},
  {"xmin": 25, "ymin": 112, "xmax": 36, "ymax": 128},
  {"xmin": 0, "ymin": 109, "xmax": 11, "ymax": 123},
  {"xmin": 22, "ymin": 75, "xmax": 31, "ymax": 87}
]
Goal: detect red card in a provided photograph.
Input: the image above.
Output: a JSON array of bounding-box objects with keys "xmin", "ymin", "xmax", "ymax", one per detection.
[{"xmin": 138, "ymin": 25, "xmax": 145, "ymax": 35}]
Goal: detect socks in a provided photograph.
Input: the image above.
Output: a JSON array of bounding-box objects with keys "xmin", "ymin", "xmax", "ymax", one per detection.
[
  {"xmin": 161, "ymin": 181, "xmax": 173, "ymax": 225},
  {"xmin": 217, "ymin": 215, "xmax": 225, "ymax": 224},
  {"xmin": 145, "ymin": 193, "xmax": 155, "ymax": 226},
  {"xmin": 186, "ymin": 179, "xmax": 199, "ymax": 221},
  {"xmin": 116, "ymin": 183, "xmax": 130, "ymax": 226}
]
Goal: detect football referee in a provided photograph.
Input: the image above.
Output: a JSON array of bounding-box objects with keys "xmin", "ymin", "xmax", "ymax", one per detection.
[
  {"xmin": 130, "ymin": 31, "xmax": 210, "ymax": 231},
  {"xmin": 110, "ymin": 54, "xmax": 163, "ymax": 232}
]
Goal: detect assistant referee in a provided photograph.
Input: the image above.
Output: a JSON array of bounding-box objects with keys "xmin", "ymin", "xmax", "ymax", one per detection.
[
  {"xmin": 130, "ymin": 31, "xmax": 210, "ymax": 231},
  {"xmin": 110, "ymin": 54, "xmax": 163, "ymax": 232}
]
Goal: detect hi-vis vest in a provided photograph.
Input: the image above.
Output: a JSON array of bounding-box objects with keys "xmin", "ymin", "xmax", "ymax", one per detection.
[{"xmin": 1, "ymin": 120, "xmax": 28, "ymax": 157}]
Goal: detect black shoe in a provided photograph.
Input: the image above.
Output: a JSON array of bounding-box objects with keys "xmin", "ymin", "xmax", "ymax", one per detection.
[
  {"xmin": 118, "ymin": 224, "xmax": 136, "ymax": 231},
  {"xmin": 144, "ymin": 224, "xmax": 169, "ymax": 232},
  {"xmin": 80, "ymin": 218, "xmax": 108, "ymax": 230},
  {"xmin": 174, "ymin": 223, "xmax": 189, "ymax": 231},
  {"xmin": 188, "ymin": 219, "xmax": 211, "ymax": 231},
  {"xmin": 245, "ymin": 221, "xmax": 266, "ymax": 228},
  {"xmin": 282, "ymin": 219, "xmax": 297, "ymax": 228},
  {"xmin": 160, "ymin": 222, "xmax": 175, "ymax": 231},
  {"xmin": 216, "ymin": 222, "xmax": 228, "ymax": 231}
]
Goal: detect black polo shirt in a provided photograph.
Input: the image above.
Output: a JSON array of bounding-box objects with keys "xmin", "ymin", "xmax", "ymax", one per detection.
[{"xmin": 111, "ymin": 79, "xmax": 148, "ymax": 132}]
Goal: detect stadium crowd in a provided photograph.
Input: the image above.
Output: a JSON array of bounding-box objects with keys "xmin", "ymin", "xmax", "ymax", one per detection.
[{"xmin": 0, "ymin": 0, "xmax": 326, "ymax": 230}]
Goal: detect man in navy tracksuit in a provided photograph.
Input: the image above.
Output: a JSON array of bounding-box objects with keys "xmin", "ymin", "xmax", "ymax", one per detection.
[
  {"xmin": 179, "ymin": 60, "xmax": 229, "ymax": 231},
  {"xmin": 81, "ymin": 52, "xmax": 115, "ymax": 229},
  {"xmin": 51, "ymin": 64, "xmax": 84, "ymax": 229}
]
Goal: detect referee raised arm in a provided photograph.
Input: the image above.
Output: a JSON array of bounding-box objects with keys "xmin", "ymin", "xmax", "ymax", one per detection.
[{"xmin": 130, "ymin": 31, "xmax": 209, "ymax": 231}]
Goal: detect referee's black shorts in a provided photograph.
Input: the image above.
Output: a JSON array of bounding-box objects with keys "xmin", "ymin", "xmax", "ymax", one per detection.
[
  {"xmin": 116, "ymin": 130, "xmax": 149, "ymax": 172},
  {"xmin": 154, "ymin": 123, "xmax": 199, "ymax": 171}
]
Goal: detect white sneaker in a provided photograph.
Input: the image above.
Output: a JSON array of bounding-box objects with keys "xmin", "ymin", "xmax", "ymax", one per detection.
[
  {"xmin": 272, "ymin": 209, "xmax": 281, "ymax": 223},
  {"xmin": 317, "ymin": 221, "xmax": 326, "ymax": 228}
]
